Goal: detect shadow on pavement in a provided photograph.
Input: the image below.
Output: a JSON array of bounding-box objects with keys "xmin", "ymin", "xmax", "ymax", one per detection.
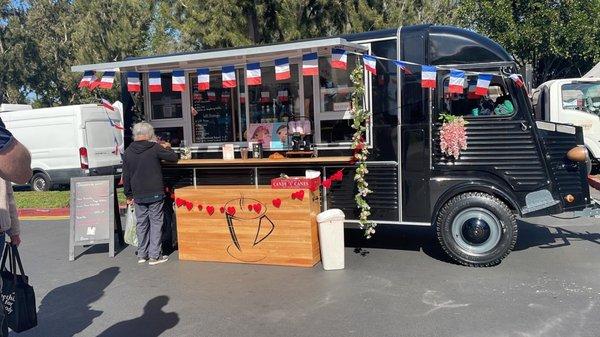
[
  {"xmin": 344, "ymin": 225, "xmax": 452, "ymax": 263},
  {"xmin": 17, "ymin": 267, "xmax": 119, "ymax": 337},
  {"xmin": 97, "ymin": 296, "xmax": 179, "ymax": 337},
  {"xmin": 515, "ymin": 219, "xmax": 600, "ymax": 251}
]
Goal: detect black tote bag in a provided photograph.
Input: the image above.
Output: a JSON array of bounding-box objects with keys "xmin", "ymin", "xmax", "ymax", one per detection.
[{"xmin": 1, "ymin": 243, "xmax": 37, "ymax": 332}]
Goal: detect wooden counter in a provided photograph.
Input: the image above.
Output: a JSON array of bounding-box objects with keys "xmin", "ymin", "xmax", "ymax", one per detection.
[
  {"xmin": 165, "ymin": 156, "xmax": 352, "ymax": 167},
  {"xmin": 175, "ymin": 185, "xmax": 321, "ymax": 267}
]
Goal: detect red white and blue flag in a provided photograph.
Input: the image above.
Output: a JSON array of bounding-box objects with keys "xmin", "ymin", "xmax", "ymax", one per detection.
[
  {"xmin": 363, "ymin": 55, "xmax": 377, "ymax": 75},
  {"xmin": 421, "ymin": 65, "xmax": 437, "ymax": 89},
  {"xmin": 100, "ymin": 98, "xmax": 115, "ymax": 111},
  {"xmin": 172, "ymin": 70, "xmax": 186, "ymax": 92},
  {"xmin": 475, "ymin": 74, "xmax": 493, "ymax": 96},
  {"xmin": 331, "ymin": 49, "xmax": 347, "ymax": 70},
  {"xmin": 88, "ymin": 72, "xmax": 102, "ymax": 90},
  {"xmin": 275, "ymin": 58, "xmax": 291, "ymax": 80},
  {"xmin": 222, "ymin": 65, "xmax": 237, "ymax": 88},
  {"xmin": 278, "ymin": 90, "xmax": 289, "ymax": 102},
  {"xmin": 149, "ymin": 72, "xmax": 162, "ymax": 93},
  {"xmin": 127, "ymin": 71, "xmax": 141, "ymax": 92},
  {"xmin": 109, "ymin": 117, "xmax": 124, "ymax": 130},
  {"xmin": 78, "ymin": 71, "xmax": 95, "ymax": 88},
  {"xmin": 99, "ymin": 71, "xmax": 116, "ymax": 89},
  {"xmin": 246, "ymin": 63, "xmax": 261, "ymax": 86},
  {"xmin": 302, "ymin": 53, "xmax": 319, "ymax": 76},
  {"xmin": 197, "ymin": 68, "xmax": 209, "ymax": 91},
  {"xmin": 393, "ymin": 60, "xmax": 413, "ymax": 75},
  {"xmin": 448, "ymin": 69, "xmax": 465, "ymax": 94},
  {"xmin": 207, "ymin": 91, "xmax": 216, "ymax": 102},
  {"xmin": 509, "ymin": 74, "xmax": 525, "ymax": 88}
]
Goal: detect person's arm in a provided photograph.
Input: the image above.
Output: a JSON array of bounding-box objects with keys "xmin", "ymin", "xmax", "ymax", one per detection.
[
  {"xmin": 0, "ymin": 121, "xmax": 32, "ymax": 184},
  {"xmin": 122, "ymin": 156, "xmax": 133, "ymax": 201},
  {"xmin": 5, "ymin": 182, "xmax": 21, "ymax": 246},
  {"xmin": 156, "ymin": 143, "xmax": 179, "ymax": 162}
]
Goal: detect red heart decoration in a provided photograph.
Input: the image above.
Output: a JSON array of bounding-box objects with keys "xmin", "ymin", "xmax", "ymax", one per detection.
[
  {"xmin": 227, "ymin": 206, "xmax": 236, "ymax": 216},
  {"xmin": 253, "ymin": 203, "xmax": 262, "ymax": 214},
  {"xmin": 185, "ymin": 201, "xmax": 193, "ymax": 211},
  {"xmin": 197, "ymin": 204, "xmax": 203, "ymax": 211},
  {"xmin": 331, "ymin": 169, "xmax": 344, "ymax": 182},
  {"xmin": 293, "ymin": 190, "xmax": 305, "ymax": 201},
  {"xmin": 272, "ymin": 198, "xmax": 282, "ymax": 208},
  {"xmin": 220, "ymin": 206, "xmax": 225, "ymax": 214},
  {"xmin": 206, "ymin": 206, "xmax": 215, "ymax": 216},
  {"xmin": 247, "ymin": 204, "xmax": 253, "ymax": 211},
  {"xmin": 175, "ymin": 198, "xmax": 184, "ymax": 207},
  {"xmin": 322, "ymin": 179, "xmax": 332, "ymax": 189}
]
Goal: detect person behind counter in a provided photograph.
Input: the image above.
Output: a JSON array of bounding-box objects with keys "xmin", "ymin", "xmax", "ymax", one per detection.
[{"xmin": 123, "ymin": 122, "xmax": 178, "ymax": 266}]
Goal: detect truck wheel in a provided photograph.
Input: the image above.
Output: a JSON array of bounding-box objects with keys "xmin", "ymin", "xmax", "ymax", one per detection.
[
  {"xmin": 31, "ymin": 172, "xmax": 51, "ymax": 192},
  {"xmin": 435, "ymin": 192, "xmax": 517, "ymax": 267}
]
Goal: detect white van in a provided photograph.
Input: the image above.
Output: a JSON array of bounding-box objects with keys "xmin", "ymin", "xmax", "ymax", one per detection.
[{"xmin": 0, "ymin": 104, "xmax": 123, "ymax": 191}]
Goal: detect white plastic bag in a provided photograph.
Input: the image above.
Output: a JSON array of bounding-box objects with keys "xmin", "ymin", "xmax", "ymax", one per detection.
[{"xmin": 124, "ymin": 204, "xmax": 138, "ymax": 247}]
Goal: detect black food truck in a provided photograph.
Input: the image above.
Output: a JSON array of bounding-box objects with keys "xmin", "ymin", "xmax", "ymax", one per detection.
[{"xmin": 73, "ymin": 24, "xmax": 598, "ymax": 266}]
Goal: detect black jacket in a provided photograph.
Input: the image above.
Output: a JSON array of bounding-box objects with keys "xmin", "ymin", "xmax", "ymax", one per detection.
[{"xmin": 123, "ymin": 140, "xmax": 178, "ymax": 201}]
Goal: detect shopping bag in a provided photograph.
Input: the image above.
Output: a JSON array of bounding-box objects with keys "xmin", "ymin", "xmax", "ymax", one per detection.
[
  {"xmin": 1, "ymin": 243, "xmax": 37, "ymax": 332},
  {"xmin": 124, "ymin": 204, "xmax": 138, "ymax": 247}
]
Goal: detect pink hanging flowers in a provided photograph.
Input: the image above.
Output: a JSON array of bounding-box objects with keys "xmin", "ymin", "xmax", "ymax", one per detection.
[{"xmin": 439, "ymin": 113, "xmax": 468, "ymax": 160}]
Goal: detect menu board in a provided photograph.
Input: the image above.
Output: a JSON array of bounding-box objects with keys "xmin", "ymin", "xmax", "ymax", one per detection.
[
  {"xmin": 69, "ymin": 176, "xmax": 116, "ymax": 261},
  {"xmin": 192, "ymin": 90, "xmax": 234, "ymax": 143}
]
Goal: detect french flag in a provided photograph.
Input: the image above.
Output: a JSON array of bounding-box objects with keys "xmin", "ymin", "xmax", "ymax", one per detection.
[
  {"xmin": 222, "ymin": 65, "xmax": 237, "ymax": 88},
  {"xmin": 172, "ymin": 70, "xmax": 186, "ymax": 92},
  {"xmin": 101, "ymin": 98, "xmax": 115, "ymax": 111},
  {"xmin": 393, "ymin": 61, "xmax": 413, "ymax": 75},
  {"xmin": 421, "ymin": 65, "xmax": 437, "ymax": 89},
  {"xmin": 149, "ymin": 72, "xmax": 162, "ymax": 93},
  {"xmin": 278, "ymin": 90, "xmax": 289, "ymax": 102},
  {"xmin": 302, "ymin": 53, "xmax": 318, "ymax": 76},
  {"xmin": 207, "ymin": 91, "xmax": 216, "ymax": 102},
  {"xmin": 127, "ymin": 72, "xmax": 141, "ymax": 92},
  {"xmin": 197, "ymin": 68, "xmax": 209, "ymax": 91},
  {"xmin": 474, "ymin": 74, "xmax": 493, "ymax": 96},
  {"xmin": 363, "ymin": 55, "xmax": 377, "ymax": 75},
  {"xmin": 88, "ymin": 73, "xmax": 102, "ymax": 90},
  {"xmin": 331, "ymin": 49, "xmax": 347, "ymax": 70},
  {"xmin": 99, "ymin": 71, "xmax": 116, "ymax": 89},
  {"xmin": 260, "ymin": 91, "xmax": 270, "ymax": 103},
  {"xmin": 78, "ymin": 71, "xmax": 95, "ymax": 88},
  {"xmin": 509, "ymin": 74, "xmax": 525, "ymax": 88},
  {"xmin": 275, "ymin": 58, "xmax": 290, "ymax": 80},
  {"xmin": 246, "ymin": 63, "xmax": 261, "ymax": 86},
  {"xmin": 448, "ymin": 69, "xmax": 465, "ymax": 94}
]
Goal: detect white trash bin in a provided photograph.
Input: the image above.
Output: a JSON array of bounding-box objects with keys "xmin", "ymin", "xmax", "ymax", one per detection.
[{"xmin": 317, "ymin": 209, "xmax": 345, "ymax": 270}]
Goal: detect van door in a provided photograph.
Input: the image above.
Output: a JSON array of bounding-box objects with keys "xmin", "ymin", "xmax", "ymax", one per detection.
[{"xmin": 82, "ymin": 107, "xmax": 123, "ymax": 174}]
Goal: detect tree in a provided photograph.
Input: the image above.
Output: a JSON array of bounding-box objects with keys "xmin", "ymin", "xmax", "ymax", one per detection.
[
  {"xmin": 0, "ymin": 0, "xmax": 30, "ymax": 103},
  {"xmin": 456, "ymin": 0, "xmax": 600, "ymax": 86}
]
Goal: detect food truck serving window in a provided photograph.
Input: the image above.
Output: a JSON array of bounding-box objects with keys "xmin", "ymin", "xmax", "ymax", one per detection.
[
  {"xmin": 442, "ymin": 75, "xmax": 516, "ymax": 118},
  {"xmin": 150, "ymin": 74, "xmax": 183, "ymax": 120}
]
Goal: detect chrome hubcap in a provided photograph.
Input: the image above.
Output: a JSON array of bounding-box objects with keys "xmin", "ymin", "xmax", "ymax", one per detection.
[{"xmin": 451, "ymin": 208, "xmax": 502, "ymax": 254}]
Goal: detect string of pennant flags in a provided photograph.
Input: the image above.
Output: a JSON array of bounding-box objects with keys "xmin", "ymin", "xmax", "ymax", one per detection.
[{"xmin": 79, "ymin": 48, "xmax": 524, "ymax": 97}]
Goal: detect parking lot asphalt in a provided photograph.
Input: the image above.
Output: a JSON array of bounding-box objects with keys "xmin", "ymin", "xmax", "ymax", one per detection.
[{"xmin": 11, "ymin": 190, "xmax": 600, "ymax": 337}]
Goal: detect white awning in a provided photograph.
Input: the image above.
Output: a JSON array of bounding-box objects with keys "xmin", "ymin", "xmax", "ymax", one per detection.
[{"xmin": 71, "ymin": 37, "xmax": 367, "ymax": 73}]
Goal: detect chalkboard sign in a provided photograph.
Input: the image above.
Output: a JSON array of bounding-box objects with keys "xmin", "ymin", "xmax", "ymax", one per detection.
[
  {"xmin": 69, "ymin": 176, "xmax": 119, "ymax": 261},
  {"xmin": 192, "ymin": 90, "xmax": 234, "ymax": 143}
]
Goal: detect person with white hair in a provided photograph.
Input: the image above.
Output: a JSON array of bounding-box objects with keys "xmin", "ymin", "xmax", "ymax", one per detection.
[{"xmin": 123, "ymin": 122, "xmax": 178, "ymax": 266}]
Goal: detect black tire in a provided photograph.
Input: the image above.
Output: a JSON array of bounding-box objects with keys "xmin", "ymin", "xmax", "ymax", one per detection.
[
  {"xmin": 435, "ymin": 192, "xmax": 517, "ymax": 267},
  {"xmin": 31, "ymin": 172, "xmax": 51, "ymax": 192}
]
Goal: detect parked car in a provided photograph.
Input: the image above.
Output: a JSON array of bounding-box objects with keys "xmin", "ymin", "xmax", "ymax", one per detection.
[{"xmin": 0, "ymin": 104, "xmax": 123, "ymax": 191}]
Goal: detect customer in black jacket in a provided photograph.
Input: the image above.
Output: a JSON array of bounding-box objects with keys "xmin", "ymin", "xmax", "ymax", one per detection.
[{"xmin": 123, "ymin": 122, "xmax": 178, "ymax": 266}]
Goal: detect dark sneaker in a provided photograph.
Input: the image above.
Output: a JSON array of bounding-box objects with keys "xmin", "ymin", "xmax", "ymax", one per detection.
[{"xmin": 148, "ymin": 256, "xmax": 168, "ymax": 266}]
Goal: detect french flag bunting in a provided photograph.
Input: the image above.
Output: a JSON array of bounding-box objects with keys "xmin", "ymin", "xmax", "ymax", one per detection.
[
  {"xmin": 197, "ymin": 68, "xmax": 209, "ymax": 91},
  {"xmin": 127, "ymin": 72, "xmax": 141, "ymax": 92},
  {"xmin": 101, "ymin": 98, "xmax": 115, "ymax": 111},
  {"xmin": 222, "ymin": 65, "xmax": 237, "ymax": 88},
  {"xmin": 302, "ymin": 53, "xmax": 318, "ymax": 76},
  {"xmin": 393, "ymin": 60, "xmax": 413, "ymax": 75},
  {"xmin": 448, "ymin": 69, "xmax": 465, "ymax": 94},
  {"xmin": 99, "ymin": 71, "xmax": 115, "ymax": 89},
  {"xmin": 246, "ymin": 63, "xmax": 261, "ymax": 86},
  {"xmin": 260, "ymin": 91, "xmax": 270, "ymax": 103},
  {"xmin": 363, "ymin": 55, "xmax": 377, "ymax": 75},
  {"xmin": 474, "ymin": 74, "xmax": 493, "ymax": 96},
  {"xmin": 278, "ymin": 90, "xmax": 289, "ymax": 102},
  {"xmin": 207, "ymin": 91, "xmax": 216, "ymax": 102},
  {"xmin": 172, "ymin": 70, "xmax": 186, "ymax": 92},
  {"xmin": 331, "ymin": 49, "xmax": 347, "ymax": 70},
  {"xmin": 149, "ymin": 71, "xmax": 162, "ymax": 93},
  {"xmin": 509, "ymin": 74, "xmax": 525, "ymax": 88},
  {"xmin": 421, "ymin": 65, "xmax": 437, "ymax": 89},
  {"xmin": 275, "ymin": 58, "xmax": 291, "ymax": 80},
  {"xmin": 78, "ymin": 71, "xmax": 95, "ymax": 88},
  {"xmin": 88, "ymin": 73, "xmax": 101, "ymax": 90}
]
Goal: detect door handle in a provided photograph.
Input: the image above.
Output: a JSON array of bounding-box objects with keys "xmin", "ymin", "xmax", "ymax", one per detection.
[{"xmin": 520, "ymin": 122, "xmax": 529, "ymax": 132}]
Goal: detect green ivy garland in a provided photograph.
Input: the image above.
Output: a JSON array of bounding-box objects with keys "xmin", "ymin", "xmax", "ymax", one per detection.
[{"xmin": 350, "ymin": 64, "xmax": 376, "ymax": 238}]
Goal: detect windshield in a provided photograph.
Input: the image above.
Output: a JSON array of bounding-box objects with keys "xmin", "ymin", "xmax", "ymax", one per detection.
[{"xmin": 561, "ymin": 82, "xmax": 600, "ymax": 116}]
